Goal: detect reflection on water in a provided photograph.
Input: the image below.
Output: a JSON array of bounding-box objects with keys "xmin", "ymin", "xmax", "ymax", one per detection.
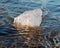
[{"xmin": 0, "ymin": 0, "xmax": 60, "ymax": 48}]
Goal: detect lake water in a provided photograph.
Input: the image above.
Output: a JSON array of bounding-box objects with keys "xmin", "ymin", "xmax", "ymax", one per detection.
[{"xmin": 0, "ymin": 0, "xmax": 60, "ymax": 48}]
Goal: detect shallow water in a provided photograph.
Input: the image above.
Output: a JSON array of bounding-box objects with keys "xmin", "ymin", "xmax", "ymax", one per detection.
[{"xmin": 0, "ymin": 0, "xmax": 60, "ymax": 48}]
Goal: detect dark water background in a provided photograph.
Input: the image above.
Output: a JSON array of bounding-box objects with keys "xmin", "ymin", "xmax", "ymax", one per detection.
[{"xmin": 0, "ymin": 0, "xmax": 60, "ymax": 48}]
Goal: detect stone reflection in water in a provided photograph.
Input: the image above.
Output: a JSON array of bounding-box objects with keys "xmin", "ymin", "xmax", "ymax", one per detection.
[{"xmin": 17, "ymin": 26, "xmax": 41, "ymax": 47}]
